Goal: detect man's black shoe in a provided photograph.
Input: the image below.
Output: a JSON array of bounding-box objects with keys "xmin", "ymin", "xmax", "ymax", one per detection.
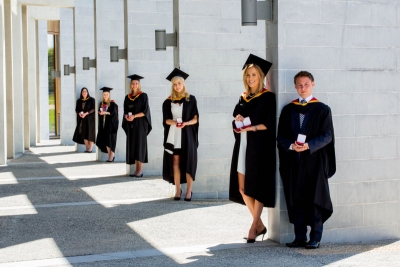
[
  {"xmin": 305, "ymin": 240, "xmax": 320, "ymax": 249},
  {"xmin": 286, "ymin": 240, "xmax": 307, "ymax": 248}
]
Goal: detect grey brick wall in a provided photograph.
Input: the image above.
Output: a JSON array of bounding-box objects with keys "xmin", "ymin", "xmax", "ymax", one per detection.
[{"xmin": 272, "ymin": 0, "xmax": 400, "ymax": 244}]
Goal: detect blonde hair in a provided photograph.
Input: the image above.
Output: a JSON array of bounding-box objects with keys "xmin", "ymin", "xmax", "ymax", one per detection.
[
  {"xmin": 102, "ymin": 92, "xmax": 111, "ymax": 106},
  {"xmin": 130, "ymin": 80, "xmax": 142, "ymax": 93},
  {"xmin": 242, "ymin": 64, "xmax": 265, "ymax": 95},
  {"xmin": 170, "ymin": 76, "xmax": 190, "ymax": 101}
]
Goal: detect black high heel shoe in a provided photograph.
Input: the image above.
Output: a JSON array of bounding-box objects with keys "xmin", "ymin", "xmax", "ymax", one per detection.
[
  {"xmin": 257, "ymin": 227, "xmax": 267, "ymax": 241},
  {"xmin": 174, "ymin": 189, "xmax": 182, "ymax": 201},
  {"xmin": 244, "ymin": 227, "xmax": 267, "ymax": 241},
  {"xmin": 184, "ymin": 192, "xmax": 192, "ymax": 202}
]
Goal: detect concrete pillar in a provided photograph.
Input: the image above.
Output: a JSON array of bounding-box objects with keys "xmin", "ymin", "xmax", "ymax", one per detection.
[
  {"xmin": 4, "ymin": 0, "xmax": 15, "ymax": 158},
  {"xmin": 95, "ymin": 0, "xmax": 126, "ymax": 162},
  {"xmin": 59, "ymin": 7, "xmax": 75, "ymax": 145},
  {"xmin": 178, "ymin": 0, "xmax": 266, "ymax": 198},
  {"xmin": 26, "ymin": 6, "xmax": 61, "ymax": 146},
  {"xmin": 10, "ymin": 0, "xmax": 24, "ymax": 156},
  {"xmin": 126, "ymin": 0, "xmax": 173, "ymax": 175},
  {"xmin": 74, "ymin": 0, "xmax": 96, "ymax": 152},
  {"xmin": 22, "ymin": 5, "xmax": 29, "ymax": 149},
  {"xmin": 26, "ymin": 8, "xmax": 38, "ymax": 146},
  {"xmin": 0, "ymin": 0, "xmax": 7, "ymax": 165},
  {"xmin": 38, "ymin": 19, "xmax": 49, "ymax": 141}
]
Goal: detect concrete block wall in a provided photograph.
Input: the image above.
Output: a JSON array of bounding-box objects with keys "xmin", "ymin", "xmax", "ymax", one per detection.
[
  {"xmin": 60, "ymin": 8, "xmax": 75, "ymax": 145},
  {"xmin": 178, "ymin": 0, "xmax": 266, "ymax": 198},
  {"xmin": 272, "ymin": 0, "xmax": 400, "ymax": 244},
  {"xmin": 127, "ymin": 0, "xmax": 174, "ymax": 175},
  {"xmin": 73, "ymin": 0, "xmax": 96, "ymax": 152},
  {"xmin": 38, "ymin": 20, "xmax": 49, "ymax": 141},
  {"xmin": 95, "ymin": 0, "xmax": 126, "ymax": 162}
]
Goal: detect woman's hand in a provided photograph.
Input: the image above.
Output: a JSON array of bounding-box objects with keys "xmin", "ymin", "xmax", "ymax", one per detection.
[
  {"xmin": 81, "ymin": 112, "xmax": 88, "ymax": 118},
  {"xmin": 125, "ymin": 114, "xmax": 134, "ymax": 121},
  {"xmin": 234, "ymin": 114, "xmax": 244, "ymax": 122}
]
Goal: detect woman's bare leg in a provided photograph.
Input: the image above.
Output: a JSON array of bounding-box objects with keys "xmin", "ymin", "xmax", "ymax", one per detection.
[
  {"xmin": 173, "ymin": 155, "xmax": 181, "ymax": 197},
  {"xmin": 106, "ymin": 146, "xmax": 115, "ymax": 161},
  {"xmin": 135, "ymin": 160, "xmax": 143, "ymax": 175},
  {"xmin": 185, "ymin": 173, "xmax": 193, "ymax": 199}
]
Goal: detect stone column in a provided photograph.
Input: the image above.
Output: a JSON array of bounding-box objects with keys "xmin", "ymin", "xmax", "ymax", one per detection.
[
  {"xmin": 126, "ymin": 0, "xmax": 173, "ymax": 175},
  {"xmin": 0, "ymin": 0, "xmax": 6, "ymax": 165},
  {"xmin": 10, "ymin": 0, "xmax": 24, "ymax": 155},
  {"xmin": 94, "ymin": 0, "xmax": 126, "ymax": 162},
  {"xmin": 4, "ymin": 0, "xmax": 15, "ymax": 158},
  {"xmin": 178, "ymin": 0, "xmax": 266, "ymax": 198},
  {"xmin": 59, "ymin": 7, "xmax": 75, "ymax": 145},
  {"xmin": 74, "ymin": 0, "xmax": 96, "ymax": 152}
]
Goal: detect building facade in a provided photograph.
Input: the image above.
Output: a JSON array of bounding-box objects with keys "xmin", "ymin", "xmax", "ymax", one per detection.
[{"xmin": 1, "ymin": 0, "xmax": 400, "ymax": 244}]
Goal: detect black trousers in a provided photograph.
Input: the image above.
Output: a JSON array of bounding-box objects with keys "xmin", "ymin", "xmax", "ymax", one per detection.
[{"xmin": 292, "ymin": 204, "xmax": 323, "ymax": 242}]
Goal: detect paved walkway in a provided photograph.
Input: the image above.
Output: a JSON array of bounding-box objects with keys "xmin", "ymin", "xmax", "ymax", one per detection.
[{"xmin": 0, "ymin": 141, "xmax": 399, "ymax": 266}]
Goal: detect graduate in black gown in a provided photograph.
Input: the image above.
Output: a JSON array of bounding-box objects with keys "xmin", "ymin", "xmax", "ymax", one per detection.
[
  {"xmin": 277, "ymin": 71, "xmax": 336, "ymax": 249},
  {"xmin": 122, "ymin": 74, "xmax": 152, "ymax": 177},
  {"xmin": 229, "ymin": 54, "xmax": 276, "ymax": 243},
  {"xmin": 72, "ymin": 87, "xmax": 96, "ymax": 152},
  {"xmin": 95, "ymin": 87, "xmax": 119, "ymax": 162},
  {"xmin": 162, "ymin": 68, "xmax": 199, "ymax": 201}
]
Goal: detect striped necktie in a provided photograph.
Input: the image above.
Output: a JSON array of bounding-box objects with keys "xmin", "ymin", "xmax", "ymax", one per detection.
[{"xmin": 299, "ymin": 99, "xmax": 306, "ymax": 127}]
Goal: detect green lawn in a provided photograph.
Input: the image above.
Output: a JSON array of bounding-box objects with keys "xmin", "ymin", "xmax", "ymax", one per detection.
[{"xmin": 49, "ymin": 93, "xmax": 55, "ymax": 135}]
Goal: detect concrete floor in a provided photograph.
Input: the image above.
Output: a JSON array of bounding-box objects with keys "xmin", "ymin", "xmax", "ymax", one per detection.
[{"xmin": 0, "ymin": 141, "xmax": 399, "ymax": 267}]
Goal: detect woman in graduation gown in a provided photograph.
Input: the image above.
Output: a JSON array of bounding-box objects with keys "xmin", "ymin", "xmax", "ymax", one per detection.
[
  {"xmin": 95, "ymin": 87, "xmax": 119, "ymax": 162},
  {"xmin": 229, "ymin": 54, "xmax": 276, "ymax": 242},
  {"xmin": 72, "ymin": 87, "xmax": 96, "ymax": 152},
  {"xmin": 122, "ymin": 74, "xmax": 152, "ymax": 177},
  {"xmin": 162, "ymin": 68, "xmax": 199, "ymax": 201}
]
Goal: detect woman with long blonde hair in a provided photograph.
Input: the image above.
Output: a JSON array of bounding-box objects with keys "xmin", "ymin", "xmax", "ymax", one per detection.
[
  {"xmin": 122, "ymin": 74, "xmax": 152, "ymax": 177},
  {"xmin": 95, "ymin": 87, "xmax": 119, "ymax": 162},
  {"xmin": 229, "ymin": 54, "xmax": 276, "ymax": 243},
  {"xmin": 162, "ymin": 68, "xmax": 199, "ymax": 201}
]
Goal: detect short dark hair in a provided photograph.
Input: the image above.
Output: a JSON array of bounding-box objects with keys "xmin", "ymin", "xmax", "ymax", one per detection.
[
  {"xmin": 294, "ymin": 71, "xmax": 314, "ymax": 84},
  {"xmin": 80, "ymin": 87, "xmax": 91, "ymax": 99}
]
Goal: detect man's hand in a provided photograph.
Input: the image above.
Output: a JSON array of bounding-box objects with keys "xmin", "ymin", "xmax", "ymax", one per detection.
[{"xmin": 292, "ymin": 143, "xmax": 309, "ymax": 152}]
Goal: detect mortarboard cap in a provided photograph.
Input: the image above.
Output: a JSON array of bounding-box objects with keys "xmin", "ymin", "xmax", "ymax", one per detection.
[
  {"xmin": 242, "ymin": 54, "xmax": 272, "ymax": 76},
  {"xmin": 127, "ymin": 74, "xmax": 144, "ymax": 81},
  {"xmin": 166, "ymin": 68, "xmax": 189, "ymax": 81},
  {"xmin": 99, "ymin": 87, "xmax": 113, "ymax": 92}
]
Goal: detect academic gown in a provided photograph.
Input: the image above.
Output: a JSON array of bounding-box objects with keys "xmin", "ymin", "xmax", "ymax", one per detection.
[
  {"xmin": 122, "ymin": 92, "xmax": 152, "ymax": 164},
  {"xmin": 229, "ymin": 90, "xmax": 276, "ymax": 207},
  {"xmin": 162, "ymin": 95, "xmax": 199, "ymax": 184},
  {"xmin": 95, "ymin": 101, "xmax": 119, "ymax": 153},
  {"xmin": 277, "ymin": 98, "xmax": 336, "ymax": 224},
  {"xmin": 72, "ymin": 97, "xmax": 96, "ymax": 144}
]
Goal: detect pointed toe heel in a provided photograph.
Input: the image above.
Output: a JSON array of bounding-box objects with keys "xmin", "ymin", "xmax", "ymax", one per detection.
[{"xmin": 184, "ymin": 192, "xmax": 192, "ymax": 202}]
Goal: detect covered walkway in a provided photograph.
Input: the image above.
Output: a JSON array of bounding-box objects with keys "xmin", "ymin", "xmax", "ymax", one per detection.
[{"xmin": 0, "ymin": 144, "xmax": 399, "ymax": 266}]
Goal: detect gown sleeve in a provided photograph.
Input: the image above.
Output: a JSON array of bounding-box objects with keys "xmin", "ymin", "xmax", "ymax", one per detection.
[{"xmin": 141, "ymin": 93, "xmax": 152, "ymax": 135}]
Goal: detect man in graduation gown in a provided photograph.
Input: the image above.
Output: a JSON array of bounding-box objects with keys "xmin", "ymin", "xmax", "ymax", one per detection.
[{"xmin": 277, "ymin": 71, "xmax": 336, "ymax": 249}]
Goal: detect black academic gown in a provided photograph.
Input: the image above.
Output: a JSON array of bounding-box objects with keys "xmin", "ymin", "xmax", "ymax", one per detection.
[
  {"xmin": 162, "ymin": 95, "xmax": 199, "ymax": 184},
  {"xmin": 229, "ymin": 90, "xmax": 276, "ymax": 207},
  {"xmin": 72, "ymin": 97, "xmax": 96, "ymax": 144},
  {"xmin": 122, "ymin": 92, "xmax": 152, "ymax": 164},
  {"xmin": 277, "ymin": 98, "xmax": 336, "ymax": 224},
  {"xmin": 96, "ymin": 101, "xmax": 119, "ymax": 153}
]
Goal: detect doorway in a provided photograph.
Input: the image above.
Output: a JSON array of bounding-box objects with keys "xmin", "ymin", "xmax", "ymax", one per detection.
[{"xmin": 47, "ymin": 21, "xmax": 60, "ymax": 138}]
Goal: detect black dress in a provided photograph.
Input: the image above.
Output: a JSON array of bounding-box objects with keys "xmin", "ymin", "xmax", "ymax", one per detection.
[
  {"xmin": 121, "ymin": 92, "xmax": 152, "ymax": 164},
  {"xmin": 162, "ymin": 95, "xmax": 199, "ymax": 184},
  {"xmin": 72, "ymin": 97, "xmax": 96, "ymax": 144},
  {"xmin": 229, "ymin": 89, "xmax": 276, "ymax": 207},
  {"xmin": 95, "ymin": 101, "xmax": 119, "ymax": 153},
  {"xmin": 277, "ymin": 98, "xmax": 336, "ymax": 224}
]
